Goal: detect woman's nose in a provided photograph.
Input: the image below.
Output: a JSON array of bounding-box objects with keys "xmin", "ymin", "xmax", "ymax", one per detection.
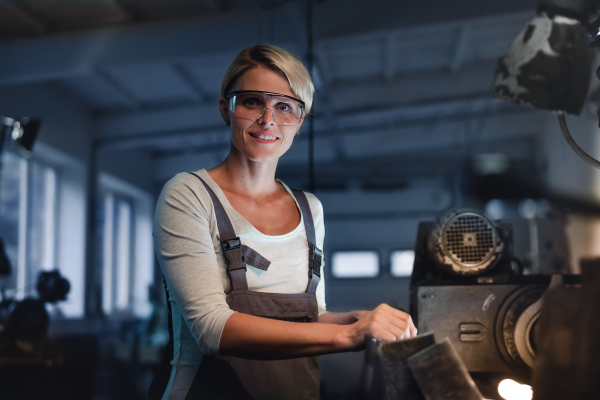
[{"xmin": 258, "ymin": 107, "xmax": 277, "ymax": 125}]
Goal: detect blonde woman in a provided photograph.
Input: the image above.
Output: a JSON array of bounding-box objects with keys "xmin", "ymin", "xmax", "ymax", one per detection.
[{"xmin": 151, "ymin": 44, "xmax": 417, "ymax": 400}]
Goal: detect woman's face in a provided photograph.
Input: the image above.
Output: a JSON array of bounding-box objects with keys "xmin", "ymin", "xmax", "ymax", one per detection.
[{"xmin": 220, "ymin": 67, "xmax": 304, "ymax": 164}]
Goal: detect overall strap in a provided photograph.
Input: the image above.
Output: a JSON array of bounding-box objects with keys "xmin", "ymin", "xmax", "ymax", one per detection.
[
  {"xmin": 290, "ymin": 188, "xmax": 322, "ymax": 295},
  {"xmin": 189, "ymin": 172, "xmax": 249, "ymax": 291}
]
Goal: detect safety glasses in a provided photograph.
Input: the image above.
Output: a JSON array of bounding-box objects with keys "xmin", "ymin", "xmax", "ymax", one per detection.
[{"xmin": 225, "ymin": 90, "xmax": 305, "ymax": 126}]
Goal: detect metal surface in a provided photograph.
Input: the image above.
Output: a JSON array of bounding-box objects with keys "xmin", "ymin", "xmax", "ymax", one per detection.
[
  {"xmin": 407, "ymin": 338, "xmax": 483, "ymax": 400},
  {"xmin": 416, "ymin": 280, "xmax": 555, "ymax": 379},
  {"xmin": 416, "ymin": 284, "xmax": 523, "ymax": 374},
  {"xmin": 364, "ymin": 333, "xmax": 435, "ymax": 400}
]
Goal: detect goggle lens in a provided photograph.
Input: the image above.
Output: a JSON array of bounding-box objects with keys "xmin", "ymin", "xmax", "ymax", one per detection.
[{"xmin": 228, "ymin": 92, "xmax": 304, "ymax": 126}]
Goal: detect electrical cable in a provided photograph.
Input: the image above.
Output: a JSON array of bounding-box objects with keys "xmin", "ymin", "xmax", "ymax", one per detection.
[
  {"xmin": 307, "ymin": 0, "xmax": 315, "ymax": 193},
  {"xmin": 557, "ymin": 112, "xmax": 600, "ymax": 169}
]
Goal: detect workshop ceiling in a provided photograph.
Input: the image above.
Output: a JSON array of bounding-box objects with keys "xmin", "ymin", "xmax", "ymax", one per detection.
[
  {"xmin": 0, "ymin": 0, "xmax": 552, "ymax": 188},
  {"xmin": 0, "ymin": 0, "xmax": 234, "ymax": 38}
]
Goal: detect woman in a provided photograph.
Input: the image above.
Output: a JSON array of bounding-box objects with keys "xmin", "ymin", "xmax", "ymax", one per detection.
[{"xmin": 151, "ymin": 44, "xmax": 417, "ymax": 400}]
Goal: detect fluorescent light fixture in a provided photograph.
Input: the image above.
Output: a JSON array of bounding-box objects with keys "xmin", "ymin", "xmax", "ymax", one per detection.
[
  {"xmin": 331, "ymin": 251, "xmax": 379, "ymax": 278},
  {"xmin": 390, "ymin": 250, "xmax": 415, "ymax": 277}
]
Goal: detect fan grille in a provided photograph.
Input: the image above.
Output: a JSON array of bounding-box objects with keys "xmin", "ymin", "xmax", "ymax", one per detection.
[{"xmin": 443, "ymin": 213, "xmax": 496, "ymax": 265}]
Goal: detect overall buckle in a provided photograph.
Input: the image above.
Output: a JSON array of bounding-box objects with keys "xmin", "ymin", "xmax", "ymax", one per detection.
[
  {"xmin": 222, "ymin": 237, "xmax": 245, "ymax": 271},
  {"xmin": 222, "ymin": 237, "xmax": 241, "ymax": 251},
  {"xmin": 310, "ymin": 247, "xmax": 323, "ymax": 278}
]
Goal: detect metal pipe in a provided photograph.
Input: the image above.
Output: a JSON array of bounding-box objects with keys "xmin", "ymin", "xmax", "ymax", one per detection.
[{"xmin": 557, "ymin": 112, "xmax": 600, "ymax": 169}]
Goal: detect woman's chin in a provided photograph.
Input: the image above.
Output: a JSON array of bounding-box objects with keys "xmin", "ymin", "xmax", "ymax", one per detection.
[{"xmin": 244, "ymin": 153, "xmax": 281, "ymax": 163}]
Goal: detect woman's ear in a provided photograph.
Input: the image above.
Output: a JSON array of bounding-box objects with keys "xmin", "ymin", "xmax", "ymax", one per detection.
[{"xmin": 219, "ymin": 97, "xmax": 231, "ymax": 126}]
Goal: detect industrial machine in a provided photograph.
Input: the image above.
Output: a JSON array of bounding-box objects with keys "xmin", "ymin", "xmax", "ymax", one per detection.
[{"xmin": 410, "ymin": 208, "xmax": 580, "ymax": 398}]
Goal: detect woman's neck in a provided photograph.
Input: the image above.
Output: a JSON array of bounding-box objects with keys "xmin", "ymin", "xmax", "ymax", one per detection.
[{"xmin": 208, "ymin": 148, "xmax": 280, "ymax": 199}]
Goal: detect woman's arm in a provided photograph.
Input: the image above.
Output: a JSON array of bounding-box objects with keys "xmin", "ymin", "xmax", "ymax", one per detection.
[
  {"xmin": 319, "ymin": 311, "xmax": 360, "ymax": 325},
  {"xmin": 155, "ymin": 175, "xmax": 238, "ymax": 355},
  {"xmin": 219, "ymin": 304, "xmax": 417, "ymax": 359}
]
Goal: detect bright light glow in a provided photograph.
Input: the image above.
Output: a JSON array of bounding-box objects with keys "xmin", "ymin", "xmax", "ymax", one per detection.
[
  {"xmin": 332, "ymin": 251, "xmax": 379, "ymax": 278},
  {"xmin": 133, "ymin": 198, "xmax": 154, "ymax": 317},
  {"xmin": 102, "ymin": 194, "xmax": 114, "ymax": 314},
  {"xmin": 485, "ymin": 199, "xmax": 504, "ymax": 220},
  {"xmin": 115, "ymin": 200, "xmax": 131, "ymax": 310},
  {"xmin": 518, "ymin": 199, "xmax": 537, "ymax": 220},
  {"xmin": 42, "ymin": 167, "xmax": 56, "ymax": 270},
  {"xmin": 390, "ymin": 250, "xmax": 415, "ymax": 277},
  {"xmin": 498, "ymin": 379, "xmax": 532, "ymax": 400},
  {"xmin": 17, "ymin": 159, "xmax": 28, "ymax": 299}
]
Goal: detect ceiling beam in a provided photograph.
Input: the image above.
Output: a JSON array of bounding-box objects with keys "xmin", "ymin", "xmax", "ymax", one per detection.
[
  {"xmin": 0, "ymin": 8, "xmax": 262, "ymax": 86},
  {"xmin": 94, "ymin": 67, "xmax": 141, "ymax": 110},
  {"xmin": 94, "ymin": 102, "xmax": 224, "ymax": 142},
  {"xmin": 171, "ymin": 63, "xmax": 205, "ymax": 103},
  {"xmin": 327, "ymin": 60, "xmax": 497, "ymax": 112}
]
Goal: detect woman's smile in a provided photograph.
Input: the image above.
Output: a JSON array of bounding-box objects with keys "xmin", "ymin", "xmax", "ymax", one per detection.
[{"xmin": 248, "ymin": 131, "xmax": 280, "ymax": 143}]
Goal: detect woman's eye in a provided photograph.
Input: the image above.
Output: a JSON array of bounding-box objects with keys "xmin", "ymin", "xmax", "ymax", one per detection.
[
  {"xmin": 276, "ymin": 103, "xmax": 292, "ymax": 112},
  {"xmin": 242, "ymin": 98, "xmax": 261, "ymax": 107}
]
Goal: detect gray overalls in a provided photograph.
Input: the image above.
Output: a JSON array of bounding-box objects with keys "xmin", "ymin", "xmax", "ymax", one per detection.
[{"xmin": 149, "ymin": 173, "xmax": 323, "ymax": 400}]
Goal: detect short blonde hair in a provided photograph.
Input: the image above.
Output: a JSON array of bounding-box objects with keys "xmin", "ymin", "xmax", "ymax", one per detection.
[{"xmin": 221, "ymin": 44, "xmax": 315, "ymax": 113}]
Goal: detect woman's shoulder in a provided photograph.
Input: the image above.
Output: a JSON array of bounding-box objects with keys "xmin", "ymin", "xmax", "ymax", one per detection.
[
  {"xmin": 157, "ymin": 170, "xmax": 214, "ymax": 214},
  {"xmin": 304, "ymin": 192, "xmax": 324, "ymax": 217},
  {"xmin": 161, "ymin": 170, "xmax": 202, "ymax": 195}
]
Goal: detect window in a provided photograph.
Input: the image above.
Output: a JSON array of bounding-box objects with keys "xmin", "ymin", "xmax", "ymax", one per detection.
[
  {"xmin": 390, "ymin": 250, "xmax": 415, "ymax": 278},
  {"xmin": 331, "ymin": 251, "xmax": 379, "ymax": 278},
  {"xmin": 101, "ymin": 194, "xmax": 134, "ymax": 314},
  {"xmin": 0, "ymin": 151, "xmax": 57, "ymax": 299},
  {"xmin": 98, "ymin": 173, "xmax": 153, "ymax": 318}
]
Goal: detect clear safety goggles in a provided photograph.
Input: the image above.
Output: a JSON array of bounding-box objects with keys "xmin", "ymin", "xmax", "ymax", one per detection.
[{"xmin": 225, "ymin": 90, "xmax": 305, "ymax": 126}]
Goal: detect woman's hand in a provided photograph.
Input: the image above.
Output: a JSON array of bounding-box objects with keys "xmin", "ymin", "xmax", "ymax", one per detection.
[{"xmin": 335, "ymin": 304, "xmax": 418, "ymax": 351}]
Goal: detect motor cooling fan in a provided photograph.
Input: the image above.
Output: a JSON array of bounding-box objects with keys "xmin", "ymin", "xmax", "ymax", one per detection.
[{"xmin": 427, "ymin": 208, "xmax": 504, "ymax": 276}]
